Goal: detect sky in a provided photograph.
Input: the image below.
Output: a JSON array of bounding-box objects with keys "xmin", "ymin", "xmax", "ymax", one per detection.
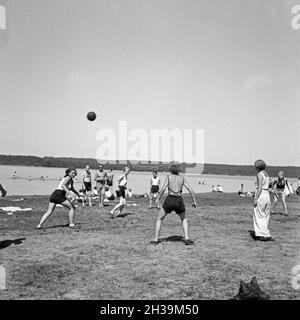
[{"xmin": 0, "ymin": 0, "xmax": 299, "ymax": 166}]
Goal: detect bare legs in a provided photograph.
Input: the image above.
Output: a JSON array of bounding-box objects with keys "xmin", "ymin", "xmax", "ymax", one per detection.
[
  {"xmin": 149, "ymin": 193, "xmax": 160, "ymax": 209},
  {"xmin": 272, "ymin": 192, "xmax": 288, "ymax": 215},
  {"xmin": 153, "ymin": 208, "xmax": 167, "ymax": 241},
  {"xmin": 149, "ymin": 194, "xmax": 154, "ymax": 208},
  {"xmin": 86, "ymin": 190, "xmax": 92, "ymax": 207},
  {"xmin": 37, "ymin": 202, "xmax": 56, "ymax": 228},
  {"xmin": 110, "ymin": 198, "xmax": 126, "ymax": 217},
  {"xmin": 37, "ymin": 200, "xmax": 75, "ymax": 228},
  {"xmin": 153, "ymin": 208, "xmax": 190, "ymax": 242},
  {"xmin": 97, "ymin": 183, "xmax": 105, "ymax": 207}
]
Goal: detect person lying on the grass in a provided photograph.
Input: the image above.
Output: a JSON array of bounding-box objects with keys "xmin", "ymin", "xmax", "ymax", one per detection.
[
  {"xmin": 37, "ymin": 168, "xmax": 80, "ymax": 229},
  {"xmin": 110, "ymin": 166, "xmax": 130, "ymax": 218},
  {"xmin": 151, "ymin": 163, "xmax": 197, "ymax": 245}
]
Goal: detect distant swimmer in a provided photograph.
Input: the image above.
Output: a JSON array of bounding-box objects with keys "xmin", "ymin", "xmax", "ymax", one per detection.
[
  {"xmin": 106, "ymin": 169, "xmax": 114, "ymax": 190},
  {"xmin": 82, "ymin": 165, "xmax": 92, "ymax": 207},
  {"xmin": 94, "ymin": 164, "xmax": 107, "ymax": 208},
  {"xmin": 0, "ymin": 183, "xmax": 7, "ymax": 197},
  {"xmin": 149, "ymin": 171, "xmax": 161, "ymax": 209},
  {"xmin": 12, "ymin": 171, "xmax": 17, "ymax": 179},
  {"xmin": 151, "ymin": 164, "xmax": 197, "ymax": 246},
  {"xmin": 37, "ymin": 168, "xmax": 80, "ymax": 229},
  {"xmin": 110, "ymin": 167, "xmax": 131, "ymax": 218}
]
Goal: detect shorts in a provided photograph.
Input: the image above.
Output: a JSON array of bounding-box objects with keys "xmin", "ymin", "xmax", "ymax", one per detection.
[
  {"xmin": 116, "ymin": 186, "xmax": 126, "ymax": 198},
  {"xmin": 50, "ymin": 189, "xmax": 67, "ymax": 204},
  {"xmin": 84, "ymin": 181, "xmax": 92, "ymax": 192},
  {"xmin": 151, "ymin": 185, "xmax": 159, "ymax": 194},
  {"xmin": 107, "ymin": 180, "xmax": 113, "ymax": 187},
  {"xmin": 162, "ymin": 195, "xmax": 185, "ymax": 214}
]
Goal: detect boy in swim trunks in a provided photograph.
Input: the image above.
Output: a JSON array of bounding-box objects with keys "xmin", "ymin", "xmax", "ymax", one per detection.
[
  {"xmin": 151, "ymin": 163, "xmax": 197, "ymax": 245},
  {"xmin": 94, "ymin": 164, "xmax": 107, "ymax": 208}
]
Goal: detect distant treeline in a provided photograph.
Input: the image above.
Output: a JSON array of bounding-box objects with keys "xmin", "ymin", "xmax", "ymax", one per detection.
[{"xmin": 0, "ymin": 155, "xmax": 299, "ymax": 178}]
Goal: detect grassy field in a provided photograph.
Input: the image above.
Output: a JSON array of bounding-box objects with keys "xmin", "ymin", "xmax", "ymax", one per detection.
[{"xmin": 0, "ymin": 193, "xmax": 299, "ymax": 300}]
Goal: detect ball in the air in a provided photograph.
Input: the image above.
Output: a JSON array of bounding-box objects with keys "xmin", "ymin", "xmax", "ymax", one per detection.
[{"xmin": 87, "ymin": 111, "xmax": 96, "ymax": 121}]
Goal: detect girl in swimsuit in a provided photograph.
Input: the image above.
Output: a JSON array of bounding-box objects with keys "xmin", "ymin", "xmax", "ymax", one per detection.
[
  {"xmin": 151, "ymin": 164, "xmax": 197, "ymax": 245},
  {"xmin": 37, "ymin": 168, "xmax": 79, "ymax": 229},
  {"xmin": 110, "ymin": 167, "xmax": 130, "ymax": 218},
  {"xmin": 271, "ymin": 171, "xmax": 288, "ymax": 216},
  {"xmin": 95, "ymin": 164, "xmax": 107, "ymax": 208}
]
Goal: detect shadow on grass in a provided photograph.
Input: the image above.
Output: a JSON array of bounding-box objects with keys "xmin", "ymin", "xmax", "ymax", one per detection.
[
  {"xmin": 46, "ymin": 222, "xmax": 88, "ymax": 229},
  {"xmin": 160, "ymin": 235, "xmax": 184, "ymax": 242},
  {"xmin": 270, "ymin": 212, "xmax": 287, "ymax": 216},
  {"xmin": 117, "ymin": 212, "xmax": 134, "ymax": 218},
  {"xmin": 0, "ymin": 238, "xmax": 25, "ymax": 249}
]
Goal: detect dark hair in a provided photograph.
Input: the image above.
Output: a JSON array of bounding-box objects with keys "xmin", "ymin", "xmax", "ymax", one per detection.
[
  {"xmin": 254, "ymin": 159, "xmax": 266, "ymax": 171},
  {"xmin": 64, "ymin": 168, "xmax": 77, "ymax": 177},
  {"xmin": 169, "ymin": 163, "xmax": 181, "ymax": 175},
  {"xmin": 153, "ymin": 171, "xmax": 157, "ymax": 174}
]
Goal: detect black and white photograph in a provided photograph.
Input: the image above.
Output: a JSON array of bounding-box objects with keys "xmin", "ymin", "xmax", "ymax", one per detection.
[{"xmin": 0, "ymin": 0, "xmax": 300, "ymax": 307}]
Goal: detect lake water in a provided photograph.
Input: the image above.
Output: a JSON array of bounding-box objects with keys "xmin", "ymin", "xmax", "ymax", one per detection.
[{"xmin": 0, "ymin": 165, "xmax": 298, "ymax": 196}]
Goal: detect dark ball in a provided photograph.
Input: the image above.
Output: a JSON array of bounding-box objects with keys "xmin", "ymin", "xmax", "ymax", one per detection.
[{"xmin": 87, "ymin": 111, "xmax": 96, "ymax": 121}]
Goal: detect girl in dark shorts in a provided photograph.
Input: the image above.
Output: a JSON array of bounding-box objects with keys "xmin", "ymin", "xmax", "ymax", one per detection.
[
  {"xmin": 149, "ymin": 171, "xmax": 161, "ymax": 209},
  {"xmin": 110, "ymin": 167, "xmax": 130, "ymax": 218},
  {"xmin": 151, "ymin": 164, "xmax": 197, "ymax": 245},
  {"xmin": 37, "ymin": 168, "xmax": 80, "ymax": 229}
]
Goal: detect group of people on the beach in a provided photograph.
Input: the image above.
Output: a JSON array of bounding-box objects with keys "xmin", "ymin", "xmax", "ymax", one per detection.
[
  {"xmin": 1, "ymin": 160, "xmax": 299, "ymax": 244},
  {"xmin": 33, "ymin": 163, "xmax": 197, "ymax": 244}
]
